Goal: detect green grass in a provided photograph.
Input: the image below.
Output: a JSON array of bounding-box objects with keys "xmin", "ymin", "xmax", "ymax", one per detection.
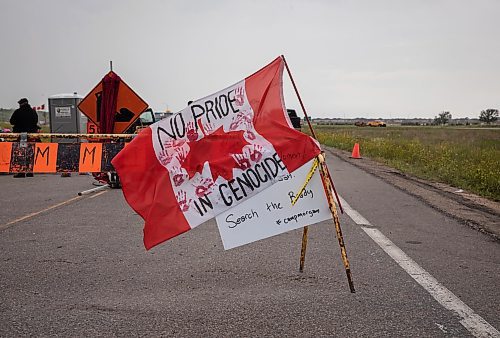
[
  {"xmin": 2, "ymin": 120, "xmax": 499, "ymax": 201},
  {"xmin": 0, "ymin": 122, "xmax": 12, "ymax": 130},
  {"xmin": 0, "ymin": 122, "xmax": 49, "ymax": 132},
  {"xmin": 313, "ymin": 125, "xmax": 500, "ymax": 201},
  {"xmin": 0, "ymin": 109, "xmax": 14, "ymax": 122}
]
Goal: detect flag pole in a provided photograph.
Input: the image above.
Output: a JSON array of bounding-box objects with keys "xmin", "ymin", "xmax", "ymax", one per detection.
[
  {"xmin": 281, "ymin": 55, "xmax": 343, "ymax": 213},
  {"xmin": 318, "ymin": 152, "xmax": 355, "ymax": 293},
  {"xmin": 281, "ymin": 55, "xmax": 317, "ymax": 139},
  {"xmin": 281, "ymin": 55, "xmax": 346, "ymax": 274}
]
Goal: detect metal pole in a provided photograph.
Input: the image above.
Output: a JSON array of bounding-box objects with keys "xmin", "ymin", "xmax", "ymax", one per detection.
[
  {"xmin": 110, "ymin": 60, "xmax": 113, "ymax": 72},
  {"xmin": 78, "ymin": 184, "xmax": 109, "ymax": 196}
]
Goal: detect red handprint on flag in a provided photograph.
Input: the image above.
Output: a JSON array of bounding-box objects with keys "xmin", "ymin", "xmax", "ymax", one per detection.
[
  {"xmin": 175, "ymin": 147, "xmax": 188, "ymax": 164},
  {"xmin": 245, "ymin": 130, "xmax": 256, "ymax": 141},
  {"xmin": 171, "ymin": 166, "xmax": 187, "ymax": 187},
  {"xmin": 186, "ymin": 121, "xmax": 198, "ymax": 142},
  {"xmin": 176, "ymin": 190, "xmax": 191, "ymax": 212},
  {"xmin": 158, "ymin": 150, "xmax": 174, "ymax": 166},
  {"xmin": 192, "ymin": 178, "xmax": 215, "ymax": 198},
  {"xmin": 165, "ymin": 139, "xmax": 186, "ymax": 149},
  {"xmin": 230, "ymin": 111, "xmax": 253, "ymax": 131},
  {"xmin": 234, "ymin": 153, "xmax": 251, "ymax": 170},
  {"xmin": 247, "ymin": 144, "xmax": 263, "ymax": 163},
  {"xmin": 201, "ymin": 122, "xmax": 215, "ymax": 137},
  {"xmin": 234, "ymin": 86, "xmax": 245, "ymax": 106}
]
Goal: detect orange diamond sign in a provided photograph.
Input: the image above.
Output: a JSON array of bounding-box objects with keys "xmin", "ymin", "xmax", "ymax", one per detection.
[{"xmin": 78, "ymin": 71, "xmax": 148, "ymax": 134}]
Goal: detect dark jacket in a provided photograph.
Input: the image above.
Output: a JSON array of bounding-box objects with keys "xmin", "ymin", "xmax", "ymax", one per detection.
[{"xmin": 10, "ymin": 104, "xmax": 39, "ymax": 133}]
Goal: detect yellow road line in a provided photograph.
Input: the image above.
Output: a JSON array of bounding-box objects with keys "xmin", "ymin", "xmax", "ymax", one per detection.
[
  {"xmin": 89, "ymin": 190, "xmax": 108, "ymax": 199},
  {"xmin": 0, "ymin": 195, "xmax": 83, "ymax": 231}
]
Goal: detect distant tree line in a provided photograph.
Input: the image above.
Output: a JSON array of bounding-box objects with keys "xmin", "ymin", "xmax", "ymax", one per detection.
[
  {"xmin": 433, "ymin": 111, "xmax": 452, "ymax": 125},
  {"xmin": 433, "ymin": 108, "xmax": 498, "ymax": 126},
  {"xmin": 479, "ymin": 109, "xmax": 498, "ymax": 124}
]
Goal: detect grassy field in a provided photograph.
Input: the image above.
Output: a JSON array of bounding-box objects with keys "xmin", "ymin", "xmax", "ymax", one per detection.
[
  {"xmin": 0, "ymin": 109, "xmax": 14, "ymax": 122},
  {"xmin": 1, "ymin": 110, "xmax": 49, "ymax": 132},
  {"xmin": 1, "ymin": 120, "xmax": 499, "ymax": 201},
  {"xmin": 313, "ymin": 125, "xmax": 500, "ymax": 201},
  {"xmin": 0, "ymin": 122, "xmax": 50, "ymax": 132}
]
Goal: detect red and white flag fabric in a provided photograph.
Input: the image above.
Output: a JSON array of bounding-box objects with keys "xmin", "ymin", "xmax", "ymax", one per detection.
[{"xmin": 112, "ymin": 56, "xmax": 320, "ymax": 249}]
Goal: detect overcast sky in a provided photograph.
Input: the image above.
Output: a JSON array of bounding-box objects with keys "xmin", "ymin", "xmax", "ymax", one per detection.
[{"xmin": 1, "ymin": 0, "xmax": 499, "ymax": 119}]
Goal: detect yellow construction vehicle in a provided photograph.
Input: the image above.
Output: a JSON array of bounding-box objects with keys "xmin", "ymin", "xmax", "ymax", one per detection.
[{"xmin": 367, "ymin": 120, "xmax": 386, "ymax": 127}]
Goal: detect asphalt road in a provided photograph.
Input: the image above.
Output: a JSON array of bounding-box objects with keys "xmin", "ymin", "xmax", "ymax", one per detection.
[{"xmin": 0, "ymin": 154, "xmax": 499, "ymax": 337}]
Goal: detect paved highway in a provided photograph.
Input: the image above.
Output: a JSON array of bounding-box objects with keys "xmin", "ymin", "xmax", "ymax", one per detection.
[{"xmin": 0, "ymin": 153, "xmax": 498, "ymax": 337}]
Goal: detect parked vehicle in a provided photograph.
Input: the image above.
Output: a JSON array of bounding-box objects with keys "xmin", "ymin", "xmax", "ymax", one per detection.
[
  {"xmin": 126, "ymin": 108, "xmax": 157, "ymax": 133},
  {"xmin": 367, "ymin": 120, "xmax": 386, "ymax": 127},
  {"xmin": 154, "ymin": 112, "xmax": 167, "ymax": 121},
  {"xmin": 287, "ymin": 109, "xmax": 301, "ymax": 130}
]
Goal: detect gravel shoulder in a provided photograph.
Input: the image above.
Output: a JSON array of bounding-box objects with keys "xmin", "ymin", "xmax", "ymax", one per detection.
[{"xmin": 324, "ymin": 146, "xmax": 500, "ymax": 241}]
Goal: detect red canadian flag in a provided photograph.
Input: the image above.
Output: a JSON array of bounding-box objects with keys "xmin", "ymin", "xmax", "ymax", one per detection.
[{"xmin": 112, "ymin": 56, "xmax": 320, "ymax": 249}]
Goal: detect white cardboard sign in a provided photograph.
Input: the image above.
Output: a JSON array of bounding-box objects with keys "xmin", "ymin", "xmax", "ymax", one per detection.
[{"xmin": 216, "ymin": 159, "xmax": 332, "ymax": 250}]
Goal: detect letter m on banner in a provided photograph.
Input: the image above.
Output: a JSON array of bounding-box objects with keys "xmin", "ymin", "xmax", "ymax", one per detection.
[{"xmin": 112, "ymin": 56, "xmax": 321, "ymax": 250}]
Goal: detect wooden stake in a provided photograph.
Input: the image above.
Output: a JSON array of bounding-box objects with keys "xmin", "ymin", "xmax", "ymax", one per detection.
[
  {"xmin": 281, "ymin": 55, "xmax": 317, "ymax": 139},
  {"xmin": 299, "ymin": 225, "xmax": 309, "ymax": 272},
  {"xmin": 281, "ymin": 55, "xmax": 343, "ymax": 213},
  {"xmin": 281, "ymin": 55, "xmax": 346, "ymax": 274},
  {"xmin": 318, "ymin": 153, "xmax": 355, "ymax": 293}
]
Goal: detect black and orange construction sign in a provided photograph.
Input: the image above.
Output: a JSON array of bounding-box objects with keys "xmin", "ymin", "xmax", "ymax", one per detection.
[
  {"xmin": 87, "ymin": 121, "xmax": 98, "ymax": 134},
  {"xmin": 78, "ymin": 71, "xmax": 148, "ymax": 134},
  {"xmin": 0, "ymin": 142, "xmax": 124, "ymax": 173}
]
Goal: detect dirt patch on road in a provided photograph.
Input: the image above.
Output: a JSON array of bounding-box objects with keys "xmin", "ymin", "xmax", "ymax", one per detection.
[{"xmin": 325, "ymin": 147, "xmax": 500, "ymax": 241}]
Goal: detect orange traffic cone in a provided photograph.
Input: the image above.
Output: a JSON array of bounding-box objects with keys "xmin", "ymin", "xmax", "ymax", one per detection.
[{"xmin": 350, "ymin": 143, "xmax": 362, "ymax": 159}]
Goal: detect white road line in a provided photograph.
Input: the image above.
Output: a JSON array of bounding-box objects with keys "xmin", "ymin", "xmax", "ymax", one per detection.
[{"xmin": 339, "ymin": 196, "xmax": 500, "ymax": 338}]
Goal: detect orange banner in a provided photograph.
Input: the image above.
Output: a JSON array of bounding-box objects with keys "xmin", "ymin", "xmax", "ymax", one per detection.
[
  {"xmin": 0, "ymin": 142, "xmax": 13, "ymax": 172},
  {"xmin": 33, "ymin": 143, "xmax": 58, "ymax": 173},
  {"xmin": 79, "ymin": 143, "xmax": 103, "ymax": 172}
]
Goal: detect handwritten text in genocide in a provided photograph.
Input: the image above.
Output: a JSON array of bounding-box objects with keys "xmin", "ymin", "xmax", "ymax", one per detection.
[{"xmin": 193, "ymin": 153, "xmax": 286, "ymax": 216}]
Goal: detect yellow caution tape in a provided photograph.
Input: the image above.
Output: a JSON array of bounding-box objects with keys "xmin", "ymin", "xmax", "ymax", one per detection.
[{"xmin": 291, "ymin": 157, "xmax": 319, "ymax": 206}]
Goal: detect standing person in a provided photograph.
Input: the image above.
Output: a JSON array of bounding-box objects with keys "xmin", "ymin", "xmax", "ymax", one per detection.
[
  {"xmin": 10, "ymin": 98, "xmax": 38, "ymax": 133},
  {"xmin": 10, "ymin": 98, "xmax": 39, "ymax": 178}
]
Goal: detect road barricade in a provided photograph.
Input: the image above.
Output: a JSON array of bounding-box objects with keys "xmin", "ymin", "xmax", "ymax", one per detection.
[{"xmin": 0, "ymin": 132, "xmax": 134, "ymax": 175}]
